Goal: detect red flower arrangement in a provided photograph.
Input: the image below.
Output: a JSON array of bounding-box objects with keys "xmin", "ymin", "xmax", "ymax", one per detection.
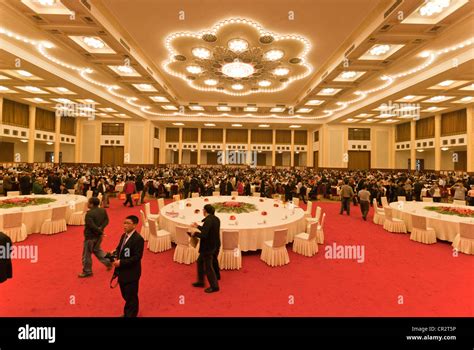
[
  {"xmin": 273, "ymin": 203, "xmax": 279, "ymax": 207},
  {"xmin": 194, "ymin": 209, "xmax": 200, "ymax": 214},
  {"xmin": 261, "ymin": 211, "xmax": 268, "ymax": 216},
  {"xmin": 231, "ymin": 197, "xmax": 236, "ymax": 200},
  {"xmin": 0, "ymin": 197, "xmax": 56, "ymax": 209},
  {"xmin": 259, "ymin": 198, "xmax": 264, "ymax": 202},
  {"xmin": 204, "ymin": 198, "xmax": 209, "ymax": 202},
  {"xmin": 425, "ymin": 206, "xmax": 474, "ymax": 218},
  {"xmin": 186, "ymin": 202, "xmax": 192, "ymax": 207},
  {"xmin": 224, "ymin": 201, "xmax": 241, "ymax": 208},
  {"xmin": 229, "ymin": 215, "xmax": 236, "ymax": 220}
]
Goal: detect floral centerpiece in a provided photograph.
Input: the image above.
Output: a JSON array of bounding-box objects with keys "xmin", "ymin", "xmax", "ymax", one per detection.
[
  {"xmin": 0, "ymin": 197, "xmax": 56, "ymax": 209},
  {"xmin": 425, "ymin": 206, "xmax": 474, "ymax": 218},
  {"xmin": 213, "ymin": 201, "xmax": 258, "ymax": 214}
]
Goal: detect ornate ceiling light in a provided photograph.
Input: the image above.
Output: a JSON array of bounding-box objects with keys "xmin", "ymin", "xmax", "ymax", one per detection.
[{"xmin": 163, "ymin": 18, "xmax": 312, "ymax": 96}]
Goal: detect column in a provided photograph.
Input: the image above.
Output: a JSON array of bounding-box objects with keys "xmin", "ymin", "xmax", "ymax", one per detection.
[
  {"xmin": 222, "ymin": 128, "xmax": 226, "ymax": 165},
  {"xmin": 197, "ymin": 127, "xmax": 202, "ymax": 165},
  {"xmin": 123, "ymin": 121, "xmax": 130, "ymax": 165},
  {"xmin": 272, "ymin": 129, "xmax": 276, "ymax": 166},
  {"xmin": 410, "ymin": 120, "xmax": 416, "ymax": 171},
  {"xmin": 247, "ymin": 129, "xmax": 252, "ymax": 166},
  {"xmin": 320, "ymin": 124, "xmax": 328, "ymax": 168},
  {"xmin": 389, "ymin": 125, "xmax": 396, "ymax": 169},
  {"xmin": 143, "ymin": 120, "xmax": 153, "ymax": 164},
  {"xmin": 306, "ymin": 129, "xmax": 313, "ymax": 167},
  {"xmin": 54, "ymin": 115, "xmax": 61, "ymax": 164},
  {"xmin": 343, "ymin": 127, "xmax": 349, "ymax": 169},
  {"xmin": 159, "ymin": 127, "xmax": 166, "ymax": 165},
  {"xmin": 74, "ymin": 118, "xmax": 81, "ymax": 163},
  {"xmin": 290, "ymin": 129, "xmax": 295, "ymax": 167},
  {"xmin": 467, "ymin": 106, "xmax": 474, "ymax": 172},
  {"xmin": 178, "ymin": 127, "xmax": 183, "ymax": 164},
  {"xmin": 434, "ymin": 114, "xmax": 441, "ymax": 171},
  {"xmin": 28, "ymin": 106, "xmax": 36, "ymax": 164}
]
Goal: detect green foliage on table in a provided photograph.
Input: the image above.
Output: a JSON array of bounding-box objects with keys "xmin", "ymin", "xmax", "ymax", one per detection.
[
  {"xmin": 424, "ymin": 206, "xmax": 474, "ymax": 218},
  {"xmin": 213, "ymin": 202, "xmax": 258, "ymax": 214},
  {"xmin": 0, "ymin": 197, "xmax": 57, "ymax": 209}
]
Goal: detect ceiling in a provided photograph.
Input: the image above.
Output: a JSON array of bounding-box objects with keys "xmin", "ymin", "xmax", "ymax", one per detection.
[{"xmin": 0, "ymin": 0, "xmax": 472, "ymax": 127}]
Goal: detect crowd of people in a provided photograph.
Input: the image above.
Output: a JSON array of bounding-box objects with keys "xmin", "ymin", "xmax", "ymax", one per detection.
[{"xmin": 1, "ymin": 165, "xmax": 474, "ymax": 206}]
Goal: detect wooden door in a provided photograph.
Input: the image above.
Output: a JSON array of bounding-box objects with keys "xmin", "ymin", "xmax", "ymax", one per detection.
[{"xmin": 348, "ymin": 151, "xmax": 371, "ymax": 170}]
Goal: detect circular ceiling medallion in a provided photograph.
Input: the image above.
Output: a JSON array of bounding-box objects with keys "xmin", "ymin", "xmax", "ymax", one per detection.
[
  {"xmin": 202, "ymin": 33, "xmax": 217, "ymax": 42},
  {"xmin": 259, "ymin": 35, "xmax": 274, "ymax": 44},
  {"xmin": 222, "ymin": 60, "xmax": 255, "ymax": 78},
  {"xmin": 163, "ymin": 18, "xmax": 312, "ymax": 96},
  {"xmin": 174, "ymin": 55, "xmax": 186, "ymax": 61}
]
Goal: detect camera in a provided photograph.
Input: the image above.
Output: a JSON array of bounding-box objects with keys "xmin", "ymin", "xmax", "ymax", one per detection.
[{"xmin": 105, "ymin": 251, "xmax": 117, "ymax": 262}]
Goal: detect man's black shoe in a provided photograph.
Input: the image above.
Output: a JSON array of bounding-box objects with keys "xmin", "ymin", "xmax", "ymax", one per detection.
[
  {"xmin": 192, "ymin": 282, "xmax": 205, "ymax": 287},
  {"xmin": 205, "ymin": 287, "xmax": 219, "ymax": 293},
  {"xmin": 78, "ymin": 272, "xmax": 93, "ymax": 278}
]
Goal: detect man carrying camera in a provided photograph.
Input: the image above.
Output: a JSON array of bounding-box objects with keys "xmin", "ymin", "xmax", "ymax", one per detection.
[
  {"xmin": 78, "ymin": 197, "xmax": 111, "ymax": 278},
  {"xmin": 109, "ymin": 215, "xmax": 144, "ymax": 317}
]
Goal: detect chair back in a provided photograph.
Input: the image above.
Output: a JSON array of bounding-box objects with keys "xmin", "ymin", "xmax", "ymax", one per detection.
[
  {"xmin": 422, "ymin": 197, "xmax": 433, "ymax": 202},
  {"xmin": 173, "ymin": 194, "xmax": 181, "ymax": 202},
  {"xmin": 51, "ymin": 206, "xmax": 67, "ymax": 221},
  {"xmin": 148, "ymin": 219, "xmax": 158, "ymax": 237},
  {"xmin": 411, "ymin": 214, "xmax": 427, "ymax": 230},
  {"xmin": 319, "ymin": 213, "xmax": 326, "ymax": 229},
  {"xmin": 192, "ymin": 192, "xmax": 200, "ymax": 198},
  {"xmin": 292, "ymin": 198, "xmax": 300, "ymax": 207},
  {"xmin": 222, "ymin": 230, "xmax": 239, "ymax": 250},
  {"xmin": 308, "ymin": 222, "xmax": 317, "ymax": 240},
  {"xmin": 231, "ymin": 191, "xmax": 239, "ymax": 197},
  {"xmin": 139, "ymin": 210, "xmax": 148, "ymax": 228},
  {"xmin": 213, "ymin": 191, "xmax": 220, "ymax": 197},
  {"xmin": 381, "ymin": 197, "xmax": 389, "ymax": 207},
  {"xmin": 272, "ymin": 229, "xmax": 288, "ymax": 248},
  {"xmin": 397, "ymin": 196, "xmax": 406, "ymax": 202},
  {"xmin": 3, "ymin": 212, "xmax": 23, "ymax": 229},
  {"xmin": 459, "ymin": 223, "xmax": 474, "ymax": 240},
  {"xmin": 306, "ymin": 201, "xmax": 313, "ymax": 215},
  {"xmin": 86, "ymin": 190, "xmax": 93, "ymax": 199},
  {"xmin": 252, "ymin": 192, "xmax": 260, "ymax": 197},
  {"xmin": 383, "ymin": 207, "xmax": 393, "ymax": 220},
  {"xmin": 175, "ymin": 225, "xmax": 190, "ymax": 245},
  {"xmin": 68, "ymin": 189, "xmax": 75, "ymax": 194},
  {"xmin": 372, "ymin": 199, "xmax": 379, "ymax": 209},
  {"xmin": 157, "ymin": 198, "xmax": 165, "ymax": 211},
  {"xmin": 144, "ymin": 202, "xmax": 152, "ymax": 219},
  {"xmin": 6, "ymin": 191, "xmax": 20, "ymax": 197},
  {"xmin": 315, "ymin": 206, "xmax": 322, "ymax": 222},
  {"xmin": 453, "ymin": 200, "xmax": 466, "ymax": 206}
]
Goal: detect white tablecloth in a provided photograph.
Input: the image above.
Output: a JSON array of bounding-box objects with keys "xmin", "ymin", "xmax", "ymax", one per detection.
[
  {"xmin": 390, "ymin": 201, "xmax": 474, "ymax": 242},
  {"xmin": 0, "ymin": 194, "xmax": 88, "ymax": 235},
  {"xmin": 159, "ymin": 196, "xmax": 307, "ymax": 251}
]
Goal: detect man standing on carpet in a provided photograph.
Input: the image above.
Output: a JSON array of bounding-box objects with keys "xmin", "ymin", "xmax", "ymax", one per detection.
[
  {"xmin": 190, "ymin": 204, "xmax": 221, "ymax": 293},
  {"xmin": 358, "ymin": 184, "xmax": 371, "ymax": 221},
  {"xmin": 339, "ymin": 179, "xmax": 354, "ymax": 216},
  {"xmin": 78, "ymin": 197, "xmax": 111, "ymax": 278},
  {"xmin": 111, "ymin": 215, "xmax": 144, "ymax": 317}
]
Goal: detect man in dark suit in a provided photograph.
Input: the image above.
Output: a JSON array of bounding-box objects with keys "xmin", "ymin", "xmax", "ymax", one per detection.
[
  {"xmin": 190, "ymin": 204, "xmax": 221, "ymax": 293},
  {"xmin": 78, "ymin": 197, "xmax": 111, "ymax": 278},
  {"xmin": 111, "ymin": 215, "xmax": 144, "ymax": 317},
  {"xmin": 0, "ymin": 231, "xmax": 13, "ymax": 284}
]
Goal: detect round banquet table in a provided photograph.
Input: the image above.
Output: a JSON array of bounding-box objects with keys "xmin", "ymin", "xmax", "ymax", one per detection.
[
  {"xmin": 0, "ymin": 194, "xmax": 88, "ymax": 235},
  {"xmin": 389, "ymin": 201, "xmax": 474, "ymax": 242},
  {"xmin": 158, "ymin": 196, "xmax": 307, "ymax": 251}
]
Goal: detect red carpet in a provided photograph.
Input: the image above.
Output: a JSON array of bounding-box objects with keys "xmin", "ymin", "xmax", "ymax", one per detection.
[{"xmin": 1, "ymin": 198, "xmax": 472, "ymax": 317}]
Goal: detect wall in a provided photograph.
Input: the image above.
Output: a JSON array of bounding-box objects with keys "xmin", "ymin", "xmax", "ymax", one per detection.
[
  {"xmin": 416, "ymin": 149, "xmax": 435, "ymax": 170},
  {"xmin": 440, "ymin": 150, "xmax": 456, "ymax": 171},
  {"xmin": 395, "ymin": 150, "xmax": 410, "ymax": 170},
  {"xmin": 13, "ymin": 140, "xmax": 28, "ymax": 162},
  {"xmin": 60, "ymin": 144, "xmax": 75, "ymax": 163},
  {"xmin": 373, "ymin": 128, "xmax": 390, "ymax": 168},
  {"xmin": 128, "ymin": 123, "xmax": 145, "ymax": 164},
  {"xmin": 34, "ymin": 142, "xmax": 54, "ymax": 162},
  {"xmin": 328, "ymin": 128, "xmax": 345, "ymax": 168},
  {"xmin": 81, "ymin": 122, "xmax": 98, "ymax": 163}
]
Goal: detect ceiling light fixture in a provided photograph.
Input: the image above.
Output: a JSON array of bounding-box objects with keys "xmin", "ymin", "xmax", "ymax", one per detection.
[
  {"xmin": 369, "ymin": 44, "xmax": 391, "ymax": 56},
  {"xmin": 273, "ymin": 68, "xmax": 289, "ymax": 76},
  {"xmin": 438, "ymin": 80, "xmax": 455, "ymax": 87},
  {"xmin": 270, "ymin": 107, "xmax": 285, "ymax": 112},
  {"xmin": 217, "ymin": 106, "xmax": 231, "ymax": 111},
  {"xmin": 258, "ymin": 124, "xmax": 270, "ymax": 128},
  {"xmin": 204, "ymin": 79, "xmax": 218, "ymax": 86},
  {"xmin": 231, "ymin": 83, "xmax": 244, "ymax": 90},
  {"xmin": 340, "ymin": 71, "xmax": 357, "ymax": 79},
  {"xmin": 173, "ymin": 122, "xmax": 184, "ymax": 126},
  {"xmin": 231, "ymin": 124, "xmax": 242, "ymax": 127},
  {"xmin": 38, "ymin": 0, "xmax": 55, "ymax": 5},
  {"xmin": 17, "ymin": 70, "xmax": 33, "ymax": 77},
  {"xmin": 258, "ymin": 80, "xmax": 271, "ymax": 87},
  {"xmin": 228, "ymin": 39, "xmax": 249, "ymax": 53},
  {"xmin": 306, "ymin": 100, "xmax": 324, "ymax": 105},
  {"xmin": 264, "ymin": 49, "xmax": 284, "ymax": 61},
  {"xmin": 204, "ymin": 123, "xmax": 216, "ymax": 127},
  {"xmin": 289, "ymin": 125, "xmax": 301, "ymax": 128},
  {"xmin": 192, "ymin": 47, "xmax": 211, "ymax": 59},
  {"xmin": 222, "ymin": 60, "xmax": 255, "ymax": 78},
  {"xmin": 116, "ymin": 65, "xmax": 135, "ymax": 74},
  {"xmin": 441, "ymin": 147, "xmax": 449, "ymax": 151},
  {"xmin": 420, "ymin": 0, "xmax": 451, "ymax": 17},
  {"xmin": 150, "ymin": 96, "xmax": 169, "ymax": 102},
  {"xmin": 297, "ymin": 108, "xmax": 312, "ymax": 113},
  {"xmin": 186, "ymin": 65, "xmax": 203, "ymax": 74},
  {"xmin": 82, "ymin": 36, "xmax": 105, "ymax": 49},
  {"xmin": 244, "ymin": 107, "xmax": 258, "ymax": 112}
]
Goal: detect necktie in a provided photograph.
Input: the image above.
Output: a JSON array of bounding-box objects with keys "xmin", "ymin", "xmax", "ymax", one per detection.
[{"xmin": 119, "ymin": 233, "xmax": 129, "ymax": 255}]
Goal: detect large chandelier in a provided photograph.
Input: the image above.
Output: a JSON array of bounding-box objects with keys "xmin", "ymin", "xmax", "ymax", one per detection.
[{"xmin": 221, "ymin": 59, "xmax": 255, "ymax": 78}]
